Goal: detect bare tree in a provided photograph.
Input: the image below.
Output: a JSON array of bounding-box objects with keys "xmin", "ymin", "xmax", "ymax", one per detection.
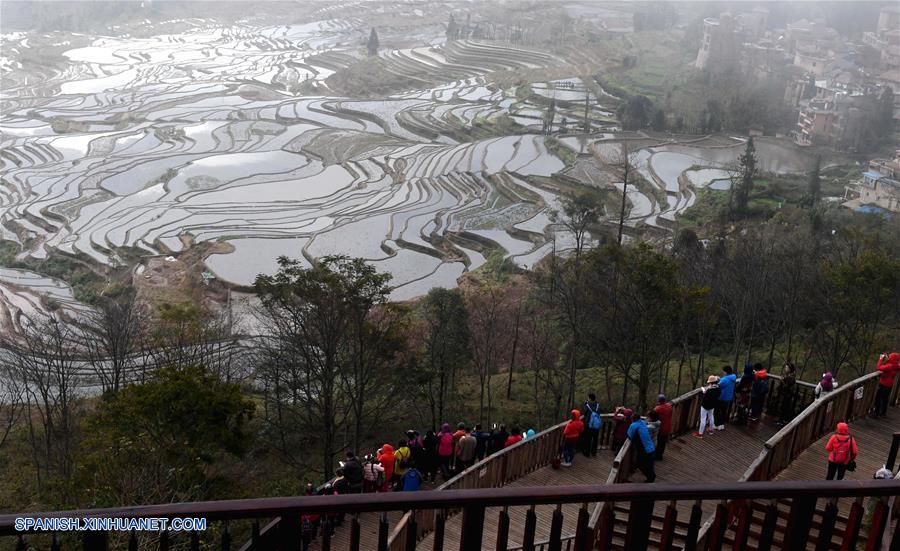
[
  {"xmin": 0, "ymin": 362, "xmax": 24, "ymax": 451},
  {"xmin": 607, "ymin": 142, "xmax": 643, "ymax": 245},
  {"xmin": 466, "ymin": 282, "xmax": 510, "ymax": 426},
  {"xmin": 141, "ymin": 302, "xmax": 244, "ymax": 382},
  {"xmin": 1, "ymin": 316, "xmax": 84, "ymax": 498},
  {"xmin": 80, "ymin": 293, "xmax": 144, "ymax": 393}
]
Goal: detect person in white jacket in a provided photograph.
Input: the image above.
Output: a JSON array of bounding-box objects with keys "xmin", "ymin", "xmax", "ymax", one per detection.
[{"xmin": 814, "ymin": 372, "xmax": 837, "ymax": 399}]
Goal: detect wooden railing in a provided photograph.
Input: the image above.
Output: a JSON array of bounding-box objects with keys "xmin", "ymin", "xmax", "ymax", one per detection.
[
  {"xmin": 693, "ymin": 372, "xmax": 900, "ymax": 549},
  {"xmin": 587, "ymin": 386, "xmax": 705, "ymax": 545},
  {"xmin": 586, "ymin": 373, "xmax": 818, "ymax": 548},
  {"xmin": 387, "ymin": 414, "xmax": 615, "ymax": 550},
  {"xmin": 739, "ymin": 371, "xmax": 892, "ymax": 483},
  {"xmin": 4, "ymin": 481, "xmax": 899, "ymax": 551}
]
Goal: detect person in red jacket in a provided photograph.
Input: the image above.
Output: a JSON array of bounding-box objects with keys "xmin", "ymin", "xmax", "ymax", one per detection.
[
  {"xmin": 377, "ymin": 444, "xmax": 395, "ymax": 491},
  {"xmin": 653, "ymin": 394, "xmax": 673, "ymax": 460},
  {"xmin": 562, "ymin": 410, "xmax": 584, "ymax": 467},
  {"xmin": 874, "ymin": 352, "xmax": 899, "ymax": 418},
  {"xmin": 825, "ymin": 422, "xmax": 858, "ymax": 480},
  {"xmin": 504, "ymin": 426, "xmax": 523, "ymax": 448}
]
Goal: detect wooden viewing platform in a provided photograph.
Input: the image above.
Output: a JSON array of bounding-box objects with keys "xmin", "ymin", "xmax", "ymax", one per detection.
[{"xmin": 2, "ymin": 373, "xmax": 897, "ymax": 551}]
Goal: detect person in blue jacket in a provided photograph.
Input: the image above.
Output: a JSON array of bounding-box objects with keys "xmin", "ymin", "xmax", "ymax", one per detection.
[
  {"xmin": 716, "ymin": 365, "xmax": 737, "ymax": 430},
  {"xmin": 626, "ymin": 415, "xmax": 656, "ymax": 483}
]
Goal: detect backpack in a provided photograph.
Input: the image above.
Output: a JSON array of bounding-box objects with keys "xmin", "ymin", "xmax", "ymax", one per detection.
[
  {"xmin": 753, "ymin": 379, "xmax": 769, "ymax": 396},
  {"xmin": 301, "ymin": 517, "xmax": 314, "ymax": 537},
  {"xmin": 586, "ymin": 403, "xmax": 602, "ymax": 430},
  {"xmin": 832, "ymin": 435, "xmax": 854, "ymax": 464},
  {"xmin": 396, "ymin": 448, "xmax": 411, "ymax": 469},
  {"xmin": 367, "ymin": 462, "xmax": 385, "ymax": 487},
  {"xmin": 438, "ymin": 433, "xmax": 454, "ymax": 455}
]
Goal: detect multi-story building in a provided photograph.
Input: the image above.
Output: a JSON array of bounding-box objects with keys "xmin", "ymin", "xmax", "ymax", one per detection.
[
  {"xmin": 694, "ymin": 13, "xmax": 739, "ymax": 72},
  {"xmin": 844, "ymin": 156, "xmax": 900, "ymax": 213},
  {"xmin": 794, "ymin": 97, "xmax": 837, "ymax": 145},
  {"xmin": 864, "ymin": 6, "xmax": 900, "ymax": 71}
]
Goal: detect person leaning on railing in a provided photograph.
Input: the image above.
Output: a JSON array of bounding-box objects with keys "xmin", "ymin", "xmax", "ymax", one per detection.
[
  {"xmin": 874, "ymin": 352, "xmax": 899, "ymax": 419},
  {"xmin": 653, "ymin": 394, "xmax": 673, "ymax": 460}
]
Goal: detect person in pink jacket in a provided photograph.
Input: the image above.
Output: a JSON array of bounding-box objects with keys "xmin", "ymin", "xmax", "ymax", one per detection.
[{"xmin": 825, "ymin": 422, "xmax": 858, "ymax": 480}]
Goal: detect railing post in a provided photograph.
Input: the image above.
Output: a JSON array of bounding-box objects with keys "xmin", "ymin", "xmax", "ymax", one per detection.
[
  {"xmin": 433, "ymin": 510, "xmax": 445, "ymax": 551},
  {"xmin": 250, "ymin": 520, "xmax": 260, "ymax": 547},
  {"xmin": 707, "ymin": 502, "xmax": 728, "ymax": 551},
  {"xmin": 548, "ymin": 504, "xmax": 563, "ymax": 551},
  {"xmin": 190, "ymin": 530, "xmax": 200, "ymax": 551},
  {"xmin": 595, "ymin": 503, "xmax": 614, "ymax": 551},
  {"xmin": 159, "ymin": 530, "xmax": 169, "ymax": 551},
  {"xmin": 278, "ymin": 513, "xmax": 300, "ymax": 551},
  {"xmin": 683, "ymin": 501, "xmax": 702, "ymax": 551},
  {"xmin": 221, "ymin": 521, "xmax": 231, "ymax": 551},
  {"xmin": 350, "ymin": 514, "xmax": 361, "ymax": 551},
  {"xmin": 405, "ymin": 511, "xmax": 417, "ymax": 551},
  {"xmin": 891, "ymin": 510, "xmax": 900, "ymax": 551},
  {"xmin": 624, "ymin": 499, "xmax": 652, "ymax": 551},
  {"xmin": 732, "ymin": 502, "xmax": 750, "ymax": 551},
  {"xmin": 840, "ymin": 499, "xmax": 864, "ymax": 551},
  {"xmin": 321, "ymin": 518, "xmax": 331, "ymax": 551},
  {"xmin": 52, "ymin": 533, "xmax": 61, "ymax": 551},
  {"xmin": 495, "ymin": 507, "xmax": 510, "ymax": 551},
  {"xmin": 573, "ymin": 504, "xmax": 590, "ymax": 551},
  {"xmin": 523, "ymin": 505, "xmax": 537, "ymax": 551},
  {"xmin": 378, "ymin": 513, "xmax": 389, "ymax": 551},
  {"xmin": 785, "ymin": 496, "xmax": 816, "ymax": 551},
  {"xmin": 659, "ymin": 501, "xmax": 677, "ymax": 551},
  {"xmin": 815, "ymin": 501, "xmax": 838, "ymax": 551},
  {"xmin": 458, "ymin": 504, "xmax": 486, "ymax": 551},
  {"xmin": 887, "ymin": 432, "xmax": 900, "ymax": 471},
  {"xmin": 757, "ymin": 501, "xmax": 778, "ymax": 551},
  {"xmin": 82, "ymin": 531, "xmax": 108, "ymax": 551}
]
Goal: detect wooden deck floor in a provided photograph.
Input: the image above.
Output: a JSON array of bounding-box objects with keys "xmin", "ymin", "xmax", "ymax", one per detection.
[
  {"xmin": 775, "ymin": 407, "xmax": 897, "ymax": 482},
  {"xmin": 622, "ymin": 418, "xmax": 780, "ymax": 538}
]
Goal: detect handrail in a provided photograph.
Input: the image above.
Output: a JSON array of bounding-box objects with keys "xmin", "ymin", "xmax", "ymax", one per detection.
[
  {"xmin": 387, "ymin": 412, "xmax": 615, "ymax": 550},
  {"xmin": 693, "ymin": 371, "xmax": 900, "ymax": 548},
  {"xmin": 585, "ymin": 372, "xmax": 820, "ymax": 547},
  {"xmin": 739, "ymin": 371, "xmax": 886, "ymax": 483},
  {"xmin": 4, "ymin": 480, "xmax": 899, "ymax": 536}
]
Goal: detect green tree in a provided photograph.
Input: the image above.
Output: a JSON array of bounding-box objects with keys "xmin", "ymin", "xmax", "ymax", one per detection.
[
  {"xmin": 254, "ymin": 256, "xmax": 399, "ymax": 477},
  {"xmin": 418, "ymin": 288, "xmax": 471, "ymax": 428},
  {"xmin": 617, "ymin": 95, "xmax": 653, "ymax": 131},
  {"xmin": 585, "ymin": 244, "xmax": 682, "ymax": 409},
  {"xmin": 815, "ymin": 248, "xmax": 900, "ymax": 377},
  {"xmin": 79, "ymin": 365, "xmax": 254, "ymax": 506},
  {"xmin": 555, "ymin": 193, "xmax": 602, "ymax": 262},
  {"xmin": 735, "ymin": 137, "xmax": 757, "ymax": 213}
]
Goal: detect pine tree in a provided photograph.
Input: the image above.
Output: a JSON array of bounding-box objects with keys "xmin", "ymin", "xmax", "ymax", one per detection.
[
  {"xmin": 367, "ymin": 28, "xmax": 379, "ymax": 56},
  {"xmin": 735, "ymin": 137, "xmax": 756, "ymax": 213}
]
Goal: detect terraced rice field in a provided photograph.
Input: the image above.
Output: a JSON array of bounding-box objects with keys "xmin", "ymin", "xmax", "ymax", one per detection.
[{"xmin": 0, "ymin": 9, "xmax": 816, "ymax": 328}]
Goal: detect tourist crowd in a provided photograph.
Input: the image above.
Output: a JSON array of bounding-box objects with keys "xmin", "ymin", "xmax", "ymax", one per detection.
[{"xmin": 299, "ymin": 353, "xmax": 898, "ymax": 546}]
